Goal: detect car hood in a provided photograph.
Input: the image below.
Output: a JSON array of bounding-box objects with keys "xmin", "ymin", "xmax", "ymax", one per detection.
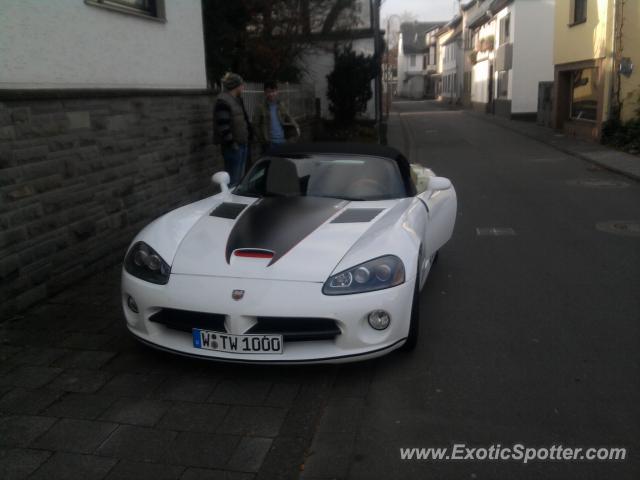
[{"xmin": 170, "ymin": 195, "xmax": 398, "ymax": 282}]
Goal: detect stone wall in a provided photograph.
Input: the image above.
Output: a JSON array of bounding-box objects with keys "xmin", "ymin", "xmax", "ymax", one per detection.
[{"xmin": 0, "ymin": 91, "xmax": 221, "ymax": 316}]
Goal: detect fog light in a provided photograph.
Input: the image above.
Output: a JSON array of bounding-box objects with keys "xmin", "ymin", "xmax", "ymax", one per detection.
[
  {"xmin": 127, "ymin": 295, "xmax": 139, "ymax": 313},
  {"xmin": 367, "ymin": 310, "xmax": 390, "ymax": 330}
]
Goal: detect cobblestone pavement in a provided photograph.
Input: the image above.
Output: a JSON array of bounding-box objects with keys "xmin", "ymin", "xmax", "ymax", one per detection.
[{"xmin": 0, "ymin": 264, "xmax": 376, "ymax": 480}]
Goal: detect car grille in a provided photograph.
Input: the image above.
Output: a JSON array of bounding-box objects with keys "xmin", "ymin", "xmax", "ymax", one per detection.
[
  {"xmin": 149, "ymin": 309, "xmax": 341, "ymax": 342},
  {"xmin": 149, "ymin": 309, "xmax": 226, "ymax": 333},
  {"xmin": 248, "ymin": 317, "xmax": 341, "ymax": 342}
]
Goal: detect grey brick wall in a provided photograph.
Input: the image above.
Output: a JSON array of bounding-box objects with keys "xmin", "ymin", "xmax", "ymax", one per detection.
[{"xmin": 0, "ymin": 93, "xmax": 221, "ymax": 316}]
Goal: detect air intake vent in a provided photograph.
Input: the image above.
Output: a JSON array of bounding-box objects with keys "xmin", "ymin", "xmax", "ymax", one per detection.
[
  {"xmin": 210, "ymin": 202, "xmax": 247, "ymax": 219},
  {"xmin": 331, "ymin": 208, "xmax": 384, "ymax": 223}
]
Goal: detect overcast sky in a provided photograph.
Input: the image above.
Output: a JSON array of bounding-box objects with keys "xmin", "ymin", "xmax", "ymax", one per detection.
[{"xmin": 381, "ymin": 0, "xmax": 459, "ymax": 22}]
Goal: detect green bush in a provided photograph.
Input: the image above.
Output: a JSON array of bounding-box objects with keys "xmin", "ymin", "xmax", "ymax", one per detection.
[{"xmin": 326, "ymin": 44, "xmax": 377, "ymax": 125}]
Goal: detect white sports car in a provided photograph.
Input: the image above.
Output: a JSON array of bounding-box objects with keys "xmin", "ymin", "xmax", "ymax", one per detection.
[{"xmin": 121, "ymin": 143, "xmax": 456, "ymax": 364}]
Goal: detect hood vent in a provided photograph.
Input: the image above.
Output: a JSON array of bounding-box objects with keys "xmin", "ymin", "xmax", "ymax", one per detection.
[
  {"xmin": 331, "ymin": 208, "xmax": 384, "ymax": 223},
  {"xmin": 210, "ymin": 202, "xmax": 247, "ymax": 219}
]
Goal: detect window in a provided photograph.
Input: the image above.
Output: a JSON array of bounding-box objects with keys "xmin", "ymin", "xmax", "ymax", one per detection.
[
  {"xmin": 410, "ymin": 55, "xmax": 416, "ymax": 67},
  {"xmin": 464, "ymin": 72, "xmax": 472, "ymax": 94},
  {"xmin": 570, "ymin": 68, "xmax": 598, "ymax": 121},
  {"xmin": 497, "ymin": 71, "xmax": 509, "ymax": 98},
  {"xmin": 85, "ymin": 0, "xmax": 166, "ymax": 21},
  {"xmin": 500, "ymin": 15, "xmax": 510, "ymax": 44},
  {"xmin": 423, "ymin": 55, "xmax": 427, "ymax": 70},
  {"xmin": 571, "ymin": 0, "xmax": 587, "ymax": 25}
]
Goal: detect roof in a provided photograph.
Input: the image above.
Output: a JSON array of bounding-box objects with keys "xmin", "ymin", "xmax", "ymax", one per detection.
[{"xmin": 400, "ymin": 22, "xmax": 445, "ymax": 54}]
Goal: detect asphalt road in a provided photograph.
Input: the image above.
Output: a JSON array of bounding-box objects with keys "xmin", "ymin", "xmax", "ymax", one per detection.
[{"xmin": 304, "ymin": 100, "xmax": 640, "ymax": 480}]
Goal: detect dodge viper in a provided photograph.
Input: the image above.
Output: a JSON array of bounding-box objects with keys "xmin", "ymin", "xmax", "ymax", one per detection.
[{"xmin": 121, "ymin": 143, "xmax": 457, "ymax": 363}]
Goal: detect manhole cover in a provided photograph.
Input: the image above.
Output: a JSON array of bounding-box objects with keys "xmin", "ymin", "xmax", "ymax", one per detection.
[
  {"xmin": 567, "ymin": 178, "xmax": 630, "ymax": 188},
  {"xmin": 596, "ymin": 221, "xmax": 640, "ymax": 237}
]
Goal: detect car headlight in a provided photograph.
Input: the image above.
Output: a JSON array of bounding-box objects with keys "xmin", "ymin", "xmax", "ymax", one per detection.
[
  {"xmin": 124, "ymin": 241, "xmax": 171, "ymax": 285},
  {"xmin": 322, "ymin": 255, "xmax": 405, "ymax": 295}
]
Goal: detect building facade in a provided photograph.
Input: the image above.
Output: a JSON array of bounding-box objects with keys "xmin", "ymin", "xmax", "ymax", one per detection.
[
  {"xmin": 553, "ymin": 0, "xmax": 639, "ymax": 139},
  {"xmin": 397, "ymin": 22, "xmax": 445, "ymax": 98},
  {"xmin": 0, "ymin": 0, "xmax": 218, "ymax": 314},
  {"xmin": 437, "ymin": 16, "xmax": 464, "ymax": 104}
]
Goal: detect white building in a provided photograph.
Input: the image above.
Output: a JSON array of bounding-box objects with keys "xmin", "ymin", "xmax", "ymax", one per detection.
[
  {"xmin": 466, "ymin": 0, "xmax": 555, "ymax": 118},
  {"xmin": 0, "ymin": 0, "xmax": 206, "ymax": 89},
  {"xmin": 397, "ymin": 22, "xmax": 445, "ymax": 98},
  {"xmin": 437, "ymin": 16, "xmax": 463, "ymax": 103}
]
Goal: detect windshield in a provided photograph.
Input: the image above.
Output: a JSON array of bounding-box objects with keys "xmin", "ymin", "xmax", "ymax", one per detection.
[{"xmin": 234, "ymin": 154, "xmax": 407, "ymax": 201}]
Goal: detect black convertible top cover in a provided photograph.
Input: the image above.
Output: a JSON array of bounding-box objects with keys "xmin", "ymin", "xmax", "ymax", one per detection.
[{"xmin": 266, "ymin": 142, "xmax": 417, "ymax": 196}]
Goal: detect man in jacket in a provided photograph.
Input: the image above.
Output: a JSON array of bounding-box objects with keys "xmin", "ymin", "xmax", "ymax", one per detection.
[
  {"xmin": 253, "ymin": 81, "xmax": 300, "ymax": 153},
  {"xmin": 213, "ymin": 73, "xmax": 251, "ymax": 186}
]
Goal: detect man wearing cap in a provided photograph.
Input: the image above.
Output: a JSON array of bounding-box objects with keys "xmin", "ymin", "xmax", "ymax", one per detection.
[{"xmin": 213, "ymin": 72, "xmax": 252, "ymax": 186}]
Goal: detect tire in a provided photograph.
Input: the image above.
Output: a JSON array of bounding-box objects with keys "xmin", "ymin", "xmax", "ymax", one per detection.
[{"xmin": 400, "ymin": 262, "xmax": 420, "ymax": 352}]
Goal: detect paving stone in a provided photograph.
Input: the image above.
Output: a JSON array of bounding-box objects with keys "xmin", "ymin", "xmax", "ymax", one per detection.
[
  {"xmin": 52, "ymin": 350, "xmax": 116, "ymax": 369},
  {"xmin": 97, "ymin": 425, "xmax": 177, "ymax": 463},
  {"xmin": 0, "ymin": 415, "xmax": 57, "ymax": 447},
  {"xmin": 105, "ymin": 460, "xmax": 185, "ymax": 480},
  {"xmin": 47, "ymin": 369, "xmax": 113, "ymax": 393},
  {"xmin": 256, "ymin": 436, "xmax": 307, "ymax": 480},
  {"xmin": 31, "ymin": 418, "xmax": 118, "ymax": 454},
  {"xmin": 157, "ymin": 402, "xmax": 229, "ymax": 432},
  {"xmin": 316, "ymin": 396, "xmax": 365, "ymax": 434},
  {"xmin": 44, "ymin": 392, "xmax": 117, "ymax": 419},
  {"xmin": 226, "ymin": 437, "xmax": 272, "ymax": 473},
  {"xmin": 208, "ymin": 380, "xmax": 272, "ymax": 406},
  {"xmin": 218, "ymin": 406, "xmax": 287, "ymax": 437},
  {"xmin": 263, "ymin": 383, "xmax": 300, "ymax": 407},
  {"xmin": 100, "ymin": 397, "xmax": 172, "ymax": 427},
  {"xmin": 0, "ymin": 448, "xmax": 52, "ymax": 480},
  {"xmin": 0, "ymin": 345, "xmax": 22, "ymax": 362},
  {"xmin": 99, "ymin": 372, "xmax": 165, "ymax": 397},
  {"xmin": 300, "ymin": 432, "xmax": 355, "ymax": 479},
  {"xmin": 156, "ymin": 375, "xmax": 218, "ymax": 403},
  {"xmin": 181, "ymin": 468, "xmax": 255, "ymax": 480},
  {"xmin": 59, "ymin": 332, "xmax": 114, "ymax": 350},
  {"xmin": 29, "ymin": 451, "xmax": 117, "ymax": 480},
  {"xmin": 4, "ymin": 347, "xmax": 68, "ymax": 366},
  {"xmin": 169, "ymin": 431, "xmax": 241, "ymax": 469},
  {"xmin": 0, "ymin": 365, "xmax": 62, "ymax": 389},
  {"xmin": 0, "ymin": 388, "xmax": 64, "ymax": 414}
]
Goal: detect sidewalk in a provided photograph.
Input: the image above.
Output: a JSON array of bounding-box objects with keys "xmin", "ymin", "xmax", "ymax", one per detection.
[
  {"xmin": 465, "ymin": 110, "xmax": 640, "ymax": 181},
  {"xmin": 0, "ymin": 265, "xmax": 339, "ymax": 480}
]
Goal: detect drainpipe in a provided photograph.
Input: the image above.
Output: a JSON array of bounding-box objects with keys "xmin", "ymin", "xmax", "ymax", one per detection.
[{"xmin": 609, "ymin": 0, "xmax": 623, "ymax": 122}]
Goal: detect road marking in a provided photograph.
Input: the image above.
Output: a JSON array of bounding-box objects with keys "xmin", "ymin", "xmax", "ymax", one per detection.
[
  {"xmin": 567, "ymin": 179, "xmax": 630, "ymax": 188},
  {"xmin": 595, "ymin": 221, "xmax": 640, "ymax": 237},
  {"xmin": 476, "ymin": 227, "xmax": 517, "ymax": 236}
]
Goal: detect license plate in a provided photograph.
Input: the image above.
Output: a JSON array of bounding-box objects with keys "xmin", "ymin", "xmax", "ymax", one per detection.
[{"xmin": 192, "ymin": 329, "xmax": 283, "ymax": 354}]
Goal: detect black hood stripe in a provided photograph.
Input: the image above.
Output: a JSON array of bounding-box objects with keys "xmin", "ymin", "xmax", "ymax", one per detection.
[{"xmin": 225, "ymin": 197, "xmax": 344, "ymax": 265}]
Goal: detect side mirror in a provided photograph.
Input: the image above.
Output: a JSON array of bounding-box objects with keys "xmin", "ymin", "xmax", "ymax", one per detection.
[
  {"xmin": 427, "ymin": 177, "xmax": 452, "ymax": 191},
  {"xmin": 212, "ymin": 171, "xmax": 231, "ymax": 194}
]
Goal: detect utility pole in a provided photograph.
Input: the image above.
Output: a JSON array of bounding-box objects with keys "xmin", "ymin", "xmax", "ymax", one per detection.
[{"xmin": 372, "ymin": 0, "xmax": 383, "ymax": 143}]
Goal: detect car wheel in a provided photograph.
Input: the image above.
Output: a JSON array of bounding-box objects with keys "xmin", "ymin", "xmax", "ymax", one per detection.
[{"xmin": 400, "ymin": 262, "xmax": 420, "ymax": 352}]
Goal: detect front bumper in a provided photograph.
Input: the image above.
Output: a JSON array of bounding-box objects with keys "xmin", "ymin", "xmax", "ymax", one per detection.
[{"xmin": 121, "ymin": 271, "xmax": 415, "ymax": 364}]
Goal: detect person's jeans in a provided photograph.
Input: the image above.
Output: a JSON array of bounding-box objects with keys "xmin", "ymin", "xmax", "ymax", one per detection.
[{"xmin": 222, "ymin": 144, "xmax": 248, "ymax": 187}]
